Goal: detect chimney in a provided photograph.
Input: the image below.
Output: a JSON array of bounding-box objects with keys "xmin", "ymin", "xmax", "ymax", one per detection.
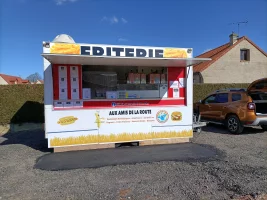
[{"xmin": 229, "ymin": 32, "xmax": 238, "ymax": 45}]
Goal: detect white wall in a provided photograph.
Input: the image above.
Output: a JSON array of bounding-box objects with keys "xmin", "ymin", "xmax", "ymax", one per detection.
[{"xmin": 0, "ymin": 76, "xmax": 8, "ymax": 85}]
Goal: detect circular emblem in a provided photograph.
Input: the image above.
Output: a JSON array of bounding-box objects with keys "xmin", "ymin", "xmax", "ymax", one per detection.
[{"xmin": 156, "ymin": 110, "xmax": 169, "ymax": 123}]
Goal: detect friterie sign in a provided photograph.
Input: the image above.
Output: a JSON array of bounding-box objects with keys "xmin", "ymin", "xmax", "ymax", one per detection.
[{"xmin": 49, "ymin": 43, "xmax": 190, "ymax": 58}]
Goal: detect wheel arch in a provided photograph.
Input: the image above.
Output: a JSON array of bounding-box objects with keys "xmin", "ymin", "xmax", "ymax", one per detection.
[{"xmin": 225, "ymin": 113, "xmax": 239, "ymax": 121}]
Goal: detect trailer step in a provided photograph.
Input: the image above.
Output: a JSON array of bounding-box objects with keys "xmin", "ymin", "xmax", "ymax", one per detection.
[{"xmin": 53, "ymin": 138, "xmax": 190, "ymax": 153}]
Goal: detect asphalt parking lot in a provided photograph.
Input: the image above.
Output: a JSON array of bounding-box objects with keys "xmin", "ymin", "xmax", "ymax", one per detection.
[{"xmin": 0, "ymin": 125, "xmax": 266, "ymax": 200}]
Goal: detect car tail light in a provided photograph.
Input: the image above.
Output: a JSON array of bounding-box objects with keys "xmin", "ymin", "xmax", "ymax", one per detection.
[{"xmin": 247, "ymin": 102, "xmax": 255, "ymax": 110}]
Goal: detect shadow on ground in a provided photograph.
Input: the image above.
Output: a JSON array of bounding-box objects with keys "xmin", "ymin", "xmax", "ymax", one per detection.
[
  {"xmin": 10, "ymin": 101, "xmax": 44, "ymax": 124},
  {"xmin": 0, "ymin": 100, "xmax": 49, "ymax": 152},
  {"xmin": 35, "ymin": 143, "xmax": 223, "ymax": 171},
  {"xmin": 0, "ymin": 130, "xmax": 52, "ymax": 153},
  {"xmin": 203, "ymin": 124, "xmax": 265, "ymax": 135}
]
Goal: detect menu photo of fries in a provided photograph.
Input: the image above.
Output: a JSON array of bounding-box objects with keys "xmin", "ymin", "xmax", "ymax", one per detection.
[
  {"xmin": 50, "ymin": 43, "xmax": 81, "ymax": 54},
  {"xmin": 163, "ymin": 48, "xmax": 188, "ymax": 58}
]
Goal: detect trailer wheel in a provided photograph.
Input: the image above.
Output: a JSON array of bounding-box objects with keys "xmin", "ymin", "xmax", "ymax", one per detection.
[
  {"xmin": 261, "ymin": 125, "xmax": 267, "ymax": 131},
  {"xmin": 196, "ymin": 127, "xmax": 202, "ymax": 133}
]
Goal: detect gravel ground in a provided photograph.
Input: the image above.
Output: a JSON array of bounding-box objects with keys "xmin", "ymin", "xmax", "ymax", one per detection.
[{"xmin": 0, "ymin": 125, "xmax": 266, "ymax": 200}]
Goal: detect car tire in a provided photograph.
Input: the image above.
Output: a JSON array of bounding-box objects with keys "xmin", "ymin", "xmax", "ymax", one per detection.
[
  {"xmin": 226, "ymin": 115, "xmax": 244, "ymax": 134},
  {"xmin": 261, "ymin": 125, "xmax": 267, "ymax": 131}
]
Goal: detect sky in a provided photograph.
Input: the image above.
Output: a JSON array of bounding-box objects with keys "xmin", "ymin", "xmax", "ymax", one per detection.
[{"xmin": 0, "ymin": 0, "xmax": 267, "ymax": 79}]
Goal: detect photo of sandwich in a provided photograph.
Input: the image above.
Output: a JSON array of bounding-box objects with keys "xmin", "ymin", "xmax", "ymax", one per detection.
[
  {"xmin": 163, "ymin": 48, "xmax": 188, "ymax": 58},
  {"xmin": 50, "ymin": 43, "xmax": 80, "ymax": 54},
  {"xmin": 171, "ymin": 111, "xmax": 182, "ymax": 121}
]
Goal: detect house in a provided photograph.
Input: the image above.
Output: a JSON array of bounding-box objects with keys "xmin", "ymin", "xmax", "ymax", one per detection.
[
  {"xmin": 0, "ymin": 74, "xmax": 30, "ymax": 85},
  {"xmin": 193, "ymin": 33, "xmax": 267, "ymax": 83},
  {"xmin": 31, "ymin": 80, "xmax": 44, "ymax": 84},
  {"xmin": 36, "ymin": 80, "xmax": 44, "ymax": 84}
]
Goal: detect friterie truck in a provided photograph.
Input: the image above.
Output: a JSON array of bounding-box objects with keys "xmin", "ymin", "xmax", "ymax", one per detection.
[{"xmin": 41, "ymin": 34, "xmax": 210, "ymax": 152}]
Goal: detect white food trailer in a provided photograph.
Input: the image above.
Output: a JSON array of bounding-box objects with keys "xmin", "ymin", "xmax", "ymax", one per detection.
[{"xmin": 42, "ymin": 34, "xmax": 210, "ymax": 152}]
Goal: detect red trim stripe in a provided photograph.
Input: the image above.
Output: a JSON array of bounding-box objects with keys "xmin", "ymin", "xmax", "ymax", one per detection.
[
  {"xmin": 179, "ymin": 68, "xmax": 185, "ymax": 98},
  {"xmin": 168, "ymin": 67, "xmax": 186, "ymax": 98},
  {"xmin": 179, "ymin": 88, "xmax": 184, "ymax": 97},
  {"xmin": 83, "ymin": 99, "xmax": 185, "ymax": 109},
  {"xmin": 184, "ymin": 68, "xmax": 187, "ymax": 106},
  {"xmin": 52, "ymin": 64, "xmax": 59, "ymax": 100}
]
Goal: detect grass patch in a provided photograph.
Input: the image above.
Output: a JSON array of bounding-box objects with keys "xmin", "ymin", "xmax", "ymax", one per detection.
[{"xmin": 50, "ymin": 130, "xmax": 193, "ymax": 147}]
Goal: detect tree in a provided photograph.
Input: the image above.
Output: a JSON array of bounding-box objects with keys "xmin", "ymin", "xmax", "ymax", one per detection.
[{"xmin": 26, "ymin": 72, "xmax": 43, "ymax": 83}]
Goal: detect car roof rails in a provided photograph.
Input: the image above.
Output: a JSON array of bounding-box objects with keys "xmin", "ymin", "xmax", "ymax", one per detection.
[{"xmin": 215, "ymin": 88, "xmax": 247, "ymax": 93}]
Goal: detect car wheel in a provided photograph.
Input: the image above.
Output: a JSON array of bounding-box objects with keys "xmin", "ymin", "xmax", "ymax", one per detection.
[
  {"xmin": 261, "ymin": 125, "xmax": 267, "ymax": 131},
  {"xmin": 226, "ymin": 115, "xmax": 244, "ymax": 134}
]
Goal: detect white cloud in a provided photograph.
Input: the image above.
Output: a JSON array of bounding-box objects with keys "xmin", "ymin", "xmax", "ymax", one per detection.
[
  {"xmin": 55, "ymin": 0, "xmax": 78, "ymax": 5},
  {"xmin": 118, "ymin": 38, "xmax": 128, "ymax": 42},
  {"xmin": 101, "ymin": 16, "xmax": 128, "ymax": 24},
  {"xmin": 101, "ymin": 16, "xmax": 118, "ymax": 24},
  {"xmin": 101, "ymin": 16, "xmax": 108, "ymax": 21},
  {"xmin": 121, "ymin": 18, "xmax": 128, "ymax": 24},
  {"xmin": 111, "ymin": 16, "xmax": 119, "ymax": 24},
  {"xmin": 203, "ymin": 48, "xmax": 212, "ymax": 53}
]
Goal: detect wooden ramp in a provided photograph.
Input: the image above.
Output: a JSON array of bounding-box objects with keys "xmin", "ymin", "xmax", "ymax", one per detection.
[{"xmin": 53, "ymin": 138, "xmax": 190, "ymax": 153}]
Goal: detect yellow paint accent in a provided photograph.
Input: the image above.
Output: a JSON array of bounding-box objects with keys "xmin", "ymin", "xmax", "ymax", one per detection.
[
  {"xmin": 50, "ymin": 130, "xmax": 193, "ymax": 147},
  {"xmin": 95, "ymin": 112, "xmax": 101, "ymax": 129},
  {"xmin": 163, "ymin": 48, "xmax": 188, "ymax": 58},
  {"xmin": 57, "ymin": 116, "xmax": 78, "ymax": 126},
  {"xmin": 50, "ymin": 43, "xmax": 80, "ymax": 54}
]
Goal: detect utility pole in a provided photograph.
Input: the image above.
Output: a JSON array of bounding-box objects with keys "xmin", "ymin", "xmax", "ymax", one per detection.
[{"xmin": 229, "ymin": 20, "xmax": 248, "ymax": 37}]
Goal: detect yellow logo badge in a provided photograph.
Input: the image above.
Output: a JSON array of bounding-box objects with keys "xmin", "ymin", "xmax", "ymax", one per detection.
[
  {"xmin": 57, "ymin": 116, "xmax": 78, "ymax": 125},
  {"xmin": 171, "ymin": 112, "xmax": 182, "ymax": 121}
]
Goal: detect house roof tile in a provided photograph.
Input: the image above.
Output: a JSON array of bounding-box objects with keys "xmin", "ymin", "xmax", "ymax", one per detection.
[{"xmin": 0, "ymin": 74, "xmax": 30, "ymax": 84}]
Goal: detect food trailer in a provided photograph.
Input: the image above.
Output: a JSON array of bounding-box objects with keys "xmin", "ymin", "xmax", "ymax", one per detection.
[{"xmin": 41, "ymin": 34, "xmax": 210, "ymax": 152}]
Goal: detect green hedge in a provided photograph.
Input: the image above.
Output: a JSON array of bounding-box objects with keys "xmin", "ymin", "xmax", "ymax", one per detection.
[
  {"xmin": 0, "ymin": 85, "xmax": 44, "ymax": 125},
  {"xmin": 0, "ymin": 83, "xmax": 250, "ymax": 124},
  {"xmin": 193, "ymin": 83, "xmax": 250, "ymax": 102}
]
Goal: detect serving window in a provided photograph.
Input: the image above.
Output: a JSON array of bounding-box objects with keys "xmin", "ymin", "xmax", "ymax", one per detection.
[
  {"xmin": 82, "ymin": 65, "xmax": 168, "ymax": 100},
  {"xmin": 52, "ymin": 64, "xmax": 186, "ymax": 108}
]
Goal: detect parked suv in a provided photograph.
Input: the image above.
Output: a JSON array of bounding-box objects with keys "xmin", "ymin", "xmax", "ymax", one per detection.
[{"xmin": 194, "ymin": 78, "xmax": 267, "ymax": 134}]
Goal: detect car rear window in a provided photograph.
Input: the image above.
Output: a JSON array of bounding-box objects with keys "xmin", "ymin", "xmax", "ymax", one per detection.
[
  {"xmin": 232, "ymin": 93, "xmax": 242, "ymax": 102},
  {"xmin": 250, "ymin": 93, "xmax": 267, "ymax": 100},
  {"xmin": 253, "ymin": 81, "xmax": 267, "ymax": 89}
]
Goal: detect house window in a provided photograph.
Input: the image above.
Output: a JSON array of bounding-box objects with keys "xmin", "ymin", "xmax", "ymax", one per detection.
[{"xmin": 240, "ymin": 49, "xmax": 250, "ymax": 61}]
